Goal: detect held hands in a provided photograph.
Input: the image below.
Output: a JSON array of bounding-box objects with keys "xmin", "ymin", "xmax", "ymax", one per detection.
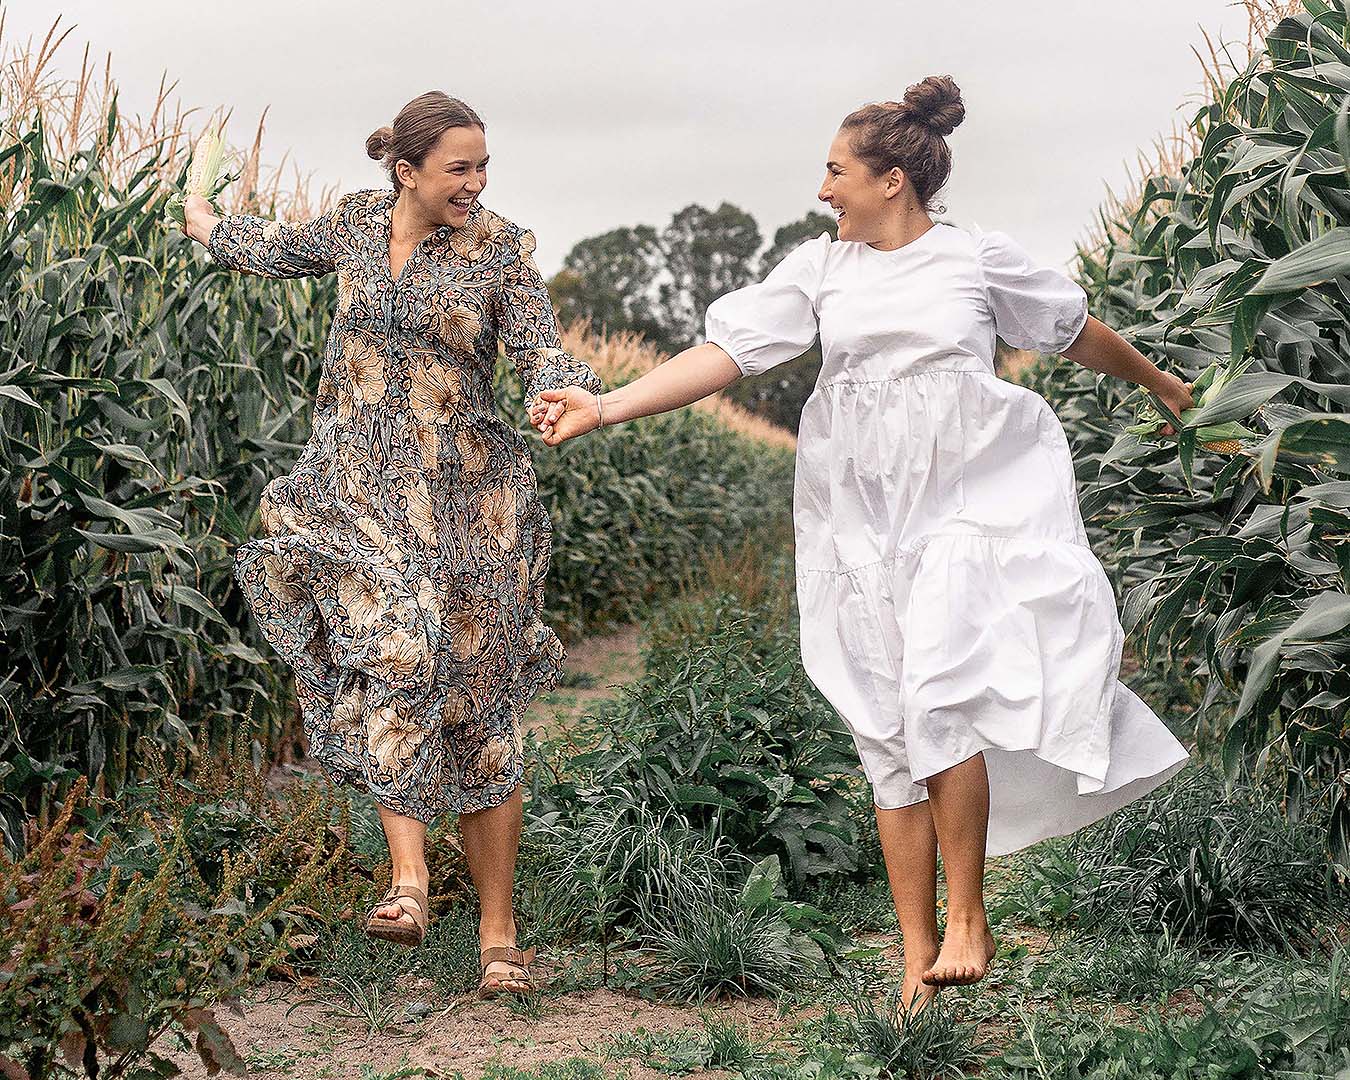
[{"xmin": 527, "ymin": 386, "xmax": 601, "ymax": 446}]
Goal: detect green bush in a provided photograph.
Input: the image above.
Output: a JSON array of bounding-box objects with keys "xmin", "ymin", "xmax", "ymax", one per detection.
[
  {"xmin": 804, "ymin": 993, "xmax": 978, "ymax": 1080},
  {"xmin": 638, "ymin": 855, "xmax": 833, "ymax": 1003},
  {"xmin": 990, "ymin": 950, "xmax": 1350, "ymax": 1079},
  {"xmin": 602, "ymin": 1013, "xmax": 759, "ymax": 1073},
  {"xmin": 528, "ymin": 796, "xmax": 736, "ymax": 974},
  {"xmin": 1004, "ymin": 767, "xmax": 1345, "ymax": 950},
  {"xmin": 1028, "ymin": 929, "xmax": 1210, "ymax": 1003},
  {"xmin": 530, "ymin": 592, "xmax": 867, "ymax": 885}
]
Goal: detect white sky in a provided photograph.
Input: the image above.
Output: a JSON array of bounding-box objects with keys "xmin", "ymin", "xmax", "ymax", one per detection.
[{"xmin": 12, "ymin": 1, "xmax": 1257, "ymax": 275}]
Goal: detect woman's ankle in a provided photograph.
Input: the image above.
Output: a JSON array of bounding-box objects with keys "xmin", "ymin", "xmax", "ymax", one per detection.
[
  {"xmin": 943, "ymin": 907, "xmax": 990, "ymax": 934},
  {"xmin": 390, "ymin": 865, "xmax": 430, "ymax": 889},
  {"xmin": 479, "ymin": 915, "xmax": 518, "ymax": 946},
  {"xmin": 902, "ymin": 940, "xmax": 940, "ymax": 969}
]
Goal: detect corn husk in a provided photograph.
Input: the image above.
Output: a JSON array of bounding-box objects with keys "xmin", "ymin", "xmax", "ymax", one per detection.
[
  {"xmin": 167, "ymin": 128, "xmax": 230, "ymax": 227},
  {"xmin": 1126, "ymin": 359, "xmax": 1258, "ymax": 452}
]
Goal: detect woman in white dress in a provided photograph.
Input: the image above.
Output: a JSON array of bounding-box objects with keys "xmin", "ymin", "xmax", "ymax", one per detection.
[{"xmin": 529, "ymin": 76, "xmax": 1193, "ymax": 1010}]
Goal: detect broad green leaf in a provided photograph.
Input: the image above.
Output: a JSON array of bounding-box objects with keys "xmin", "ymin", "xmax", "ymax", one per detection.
[{"xmin": 1250, "ymin": 227, "xmax": 1350, "ymax": 293}]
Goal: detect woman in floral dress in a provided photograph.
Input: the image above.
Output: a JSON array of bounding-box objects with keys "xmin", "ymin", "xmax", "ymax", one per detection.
[{"xmin": 182, "ymin": 90, "xmax": 601, "ymax": 992}]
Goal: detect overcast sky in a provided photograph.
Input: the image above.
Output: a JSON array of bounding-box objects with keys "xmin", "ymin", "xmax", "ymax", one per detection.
[{"xmin": 14, "ymin": 1, "xmax": 1256, "ymax": 275}]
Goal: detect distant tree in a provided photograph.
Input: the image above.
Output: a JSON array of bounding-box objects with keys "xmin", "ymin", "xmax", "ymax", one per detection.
[
  {"xmin": 548, "ymin": 205, "xmax": 837, "ymax": 431},
  {"xmin": 759, "ymin": 210, "xmax": 837, "ymax": 276},
  {"xmin": 659, "ymin": 203, "xmax": 762, "ymax": 349},
  {"xmin": 551, "ymin": 224, "xmax": 669, "ymax": 348}
]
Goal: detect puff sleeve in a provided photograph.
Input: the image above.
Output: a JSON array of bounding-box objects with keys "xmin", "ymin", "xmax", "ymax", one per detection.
[
  {"xmin": 976, "ymin": 230, "xmax": 1089, "ymax": 354},
  {"xmin": 705, "ymin": 232, "xmax": 830, "ymax": 377}
]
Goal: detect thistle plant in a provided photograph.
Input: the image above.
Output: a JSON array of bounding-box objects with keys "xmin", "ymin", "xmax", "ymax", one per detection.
[{"xmin": 0, "ymin": 774, "xmax": 350, "ymax": 1080}]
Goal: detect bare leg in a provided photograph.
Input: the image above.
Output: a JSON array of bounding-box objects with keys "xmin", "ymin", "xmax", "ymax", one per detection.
[
  {"xmin": 921, "ymin": 752, "xmax": 996, "ymax": 986},
  {"xmin": 460, "ymin": 785, "xmax": 528, "ymax": 989},
  {"xmin": 875, "ymin": 800, "xmax": 941, "ymax": 1013},
  {"xmin": 372, "ymin": 805, "xmax": 430, "ymax": 928}
]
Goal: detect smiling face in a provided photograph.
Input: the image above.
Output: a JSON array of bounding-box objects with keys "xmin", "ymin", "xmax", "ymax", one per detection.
[
  {"xmin": 396, "ymin": 125, "xmax": 489, "ymax": 229},
  {"xmin": 818, "ymin": 129, "xmax": 905, "ymax": 243}
]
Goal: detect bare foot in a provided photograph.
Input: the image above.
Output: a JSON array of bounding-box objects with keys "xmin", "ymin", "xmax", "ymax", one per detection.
[
  {"xmin": 896, "ymin": 973, "xmax": 939, "ymax": 1017},
  {"xmin": 921, "ymin": 922, "xmax": 996, "ymax": 987}
]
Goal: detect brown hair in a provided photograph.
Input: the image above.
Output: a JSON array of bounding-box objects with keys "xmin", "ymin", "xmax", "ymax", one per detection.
[
  {"xmin": 366, "ymin": 91, "xmax": 485, "ymax": 191},
  {"xmin": 840, "ymin": 75, "xmax": 965, "ymax": 212}
]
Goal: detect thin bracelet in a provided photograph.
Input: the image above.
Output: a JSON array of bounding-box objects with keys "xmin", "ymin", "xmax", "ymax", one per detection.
[{"xmin": 595, "ymin": 392, "xmax": 605, "ymax": 430}]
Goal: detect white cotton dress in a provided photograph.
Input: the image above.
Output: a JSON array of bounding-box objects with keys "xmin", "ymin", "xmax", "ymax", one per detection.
[{"xmin": 704, "ymin": 222, "xmax": 1190, "ymax": 857}]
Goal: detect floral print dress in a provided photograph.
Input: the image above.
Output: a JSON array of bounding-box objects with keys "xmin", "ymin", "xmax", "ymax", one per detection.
[{"xmin": 208, "ymin": 188, "xmax": 603, "ymax": 821}]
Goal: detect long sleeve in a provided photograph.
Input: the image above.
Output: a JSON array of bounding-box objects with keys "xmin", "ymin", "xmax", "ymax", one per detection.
[
  {"xmin": 976, "ymin": 230, "xmax": 1088, "ymax": 354},
  {"xmin": 494, "ymin": 224, "xmax": 603, "ymax": 406},
  {"xmin": 704, "ymin": 232, "xmax": 830, "ymax": 377},
  {"xmin": 206, "ymin": 200, "xmax": 342, "ymax": 279}
]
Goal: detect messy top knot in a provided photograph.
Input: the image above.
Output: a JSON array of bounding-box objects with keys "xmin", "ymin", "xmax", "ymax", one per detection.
[
  {"xmin": 365, "ymin": 91, "xmax": 485, "ymax": 192},
  {"xmin": 898, "ymin": 75, "xmax": 965, "ymax": 136},
  {"xmin": 840, "ymin": 75, "xmax": 964, "ymax": 211}
]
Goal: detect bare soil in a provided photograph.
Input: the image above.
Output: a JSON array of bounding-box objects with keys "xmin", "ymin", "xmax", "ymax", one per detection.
[
  {"xmin": 524, "ymin": 623, "xmax": 645, "ymax": 737},
  {"xmin": 169, "ymin": 976, "xmax": 791, "ymax": 1079}
]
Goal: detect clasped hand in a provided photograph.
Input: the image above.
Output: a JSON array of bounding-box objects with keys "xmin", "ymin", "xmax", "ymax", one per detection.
[
  {"xmin": 526, "ymin": 386, "xmax": 600, "ymax": 445},
  {"xmin": 1153, "ymin": 374, "xmax": 1195, "ymax": 438}
]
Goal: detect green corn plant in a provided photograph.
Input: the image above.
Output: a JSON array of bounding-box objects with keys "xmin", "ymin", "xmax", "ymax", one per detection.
[
  {"xmin": 1125, "ymin": 360, "xmax": 1260, "ymax": 455},
  {"xmin": 1022, "ymin": 0, "xmax": 1350, "ymax": 868}
]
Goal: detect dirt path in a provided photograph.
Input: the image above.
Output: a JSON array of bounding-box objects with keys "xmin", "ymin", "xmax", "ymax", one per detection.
[
  {"xmin": 523, "ymin": 623, "xmax": 645, "ymax": 737},
  {"xmin": 172, "ymin": 976, "xmax": 792, "ymax": 1079}
]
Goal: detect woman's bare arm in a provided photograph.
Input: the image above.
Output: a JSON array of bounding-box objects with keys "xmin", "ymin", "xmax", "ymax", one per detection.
[
  {"xmin": 1062, "ymin": 315, "xmax": 1194, "ymax": 435},
  {"xmin": 532, "ymin": 342, "xmax": 742, "ymax": 444}
]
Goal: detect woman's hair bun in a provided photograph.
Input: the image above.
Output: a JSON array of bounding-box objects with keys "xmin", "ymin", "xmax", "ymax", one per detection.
[
  {"xmin": 365, "ymin": 125, "xmax": 394, "ymax": 161},
  {"xmin": 899, "ymin": 75, "xmax": 964, "ymax": 136}
]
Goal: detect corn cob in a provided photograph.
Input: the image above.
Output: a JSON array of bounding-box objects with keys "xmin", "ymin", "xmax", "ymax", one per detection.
[
  {"xmin": 1126, "ymin": 359, "xmax": 1256, "ymax": 453},
  {"xmin": 167, "ymin": 128, "xmax": 229, "ymax": 227}
]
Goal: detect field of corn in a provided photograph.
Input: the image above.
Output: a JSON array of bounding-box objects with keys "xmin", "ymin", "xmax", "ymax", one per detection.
[{"xmin": 2, "ymin": 3, "xmax": 1350, "ymax": 1079}]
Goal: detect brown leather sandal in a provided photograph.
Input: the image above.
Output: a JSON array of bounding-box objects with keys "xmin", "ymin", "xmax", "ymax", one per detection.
[
  {"xmin": 477, "ymin": 945, "xmax": 537, "ymax": 997},
  {"xmin": 364, "ymin": 884, "xmax": 429, "ymax": 947}
]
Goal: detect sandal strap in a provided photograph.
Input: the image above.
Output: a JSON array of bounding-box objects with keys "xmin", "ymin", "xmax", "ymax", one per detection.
[
  {"xmin": 383, "ymin": 884, "xmax": 428, "ymax": 912},
  {"xmin": 479, "ymin": 945, "xmax": 535, "ymax": 971},
  {"xmin": 366, "ymin": 885, "xmax": 428, "ymax": 925}
]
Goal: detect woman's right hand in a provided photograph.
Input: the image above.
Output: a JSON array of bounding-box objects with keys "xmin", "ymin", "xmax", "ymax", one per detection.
[
  {"xmin": 532, "ymin": 387, "xmax": 601, "ymax": 445},
  {"xmin": 182, "ymin": 194, "xmax": 217, "ymax": 243}
]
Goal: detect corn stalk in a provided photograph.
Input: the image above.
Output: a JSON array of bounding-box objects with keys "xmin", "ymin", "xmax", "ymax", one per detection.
[{"xmin": 1026, "ymin": 0, "xmax": 1350, "ymax": 868}]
